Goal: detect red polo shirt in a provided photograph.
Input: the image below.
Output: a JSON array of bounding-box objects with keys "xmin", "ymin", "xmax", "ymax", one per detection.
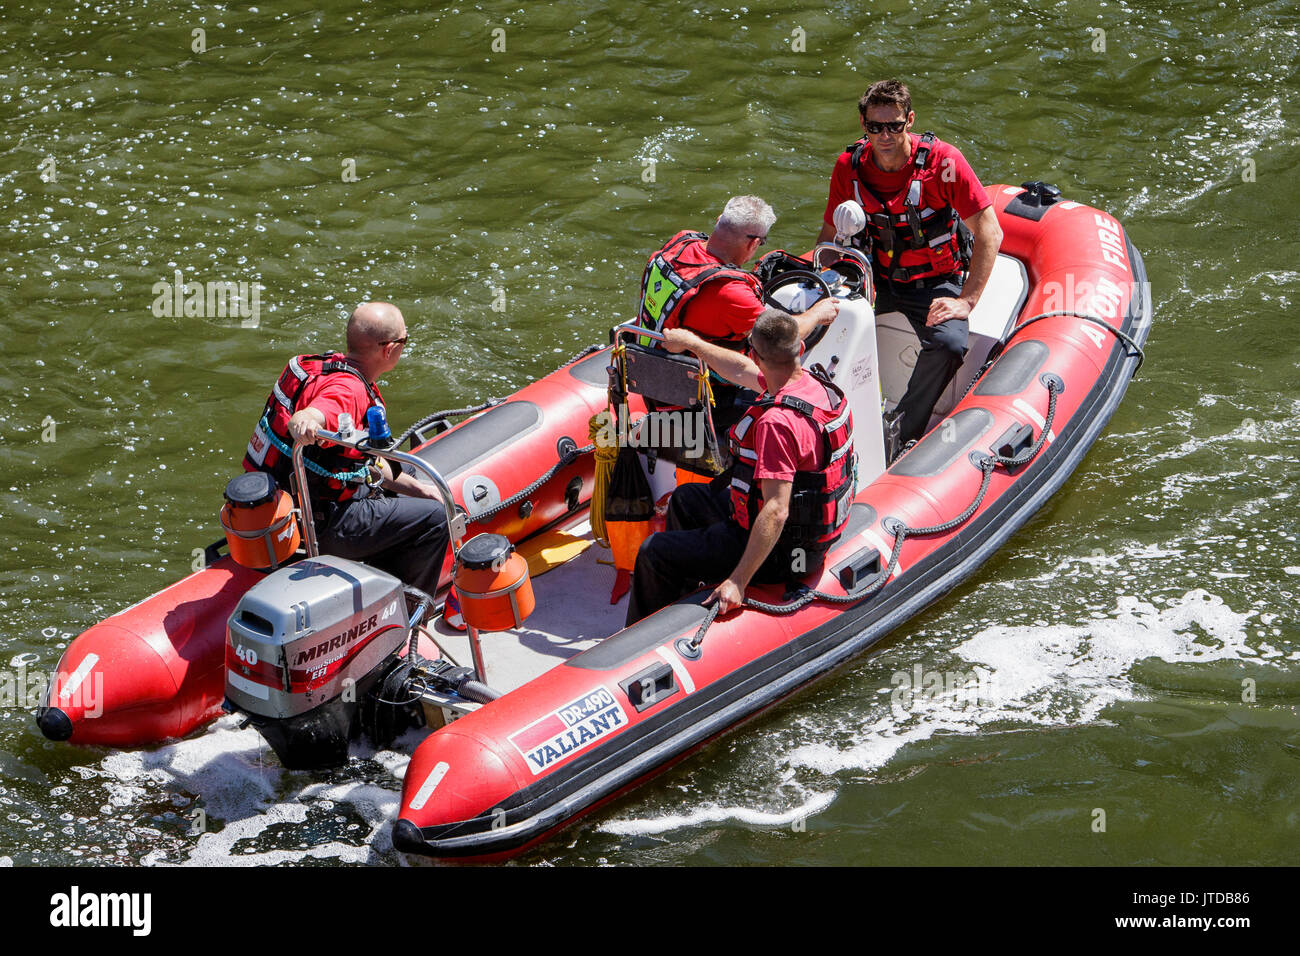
[
  {"xmin": 752, "ymin": 370, "xmax": 832, "ymax": 483},
  {"xmin": 822, "ymin": 134, "xmax": 990, "ymax": 228}
]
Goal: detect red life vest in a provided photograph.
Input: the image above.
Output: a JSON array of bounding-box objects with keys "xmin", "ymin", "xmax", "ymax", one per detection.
[
  {"xmin": 243, "ymin": 352, "xmax": 383, "ymax": 504},
  {"xmin": 842, "ymin": 132, "xmax": 972, "ymax": 283},
  {"xmin": 638, "ymin": 231, "xmax": 764, "ymax": 344},
  {"xmin": 727, "ymin": 369, "xmax": 855, "ymax": 560}
]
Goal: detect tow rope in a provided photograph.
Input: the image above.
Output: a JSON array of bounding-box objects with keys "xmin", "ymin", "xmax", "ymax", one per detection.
[
  {"xmin": 258, "ymin": 413, "xmax": 373, "ymax": 484},
  {"xmin": 677, "ymin": 377, "xmax": 1062, "ymax": 659},
  {"xmin": 1002, "ymin": 310, "xmax": 1146, "ymax": 373},
  {"xmin": 964, "ymin": 310, "xmax": 1146, "ymax": 405},
  {"xmin": 467, "ymin": 439, "xmax": 596, "ymax": 523},
  {"xmin": 455, "ymin": 342, "xmax": 636, "ymax": 529},
  {"xmin": 393, "ymin": 399, "xmax": 505, "ymax": 449},
  {"xmin": 386, "ymin": 344, "xmax": 607, "ymax": 526}
]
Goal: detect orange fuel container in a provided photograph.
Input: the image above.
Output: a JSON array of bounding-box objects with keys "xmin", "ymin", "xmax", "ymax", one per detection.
[
  {"xmin": 674, "ymin": 465, "xmax": 713, "ymax": 486},
  {"xmin": 453, "ymin": 534, "xmax": 535, "ymax": 631},
  {"xmin": 220, "ymin": 472, "xmax": 302, "ymax": 570}
]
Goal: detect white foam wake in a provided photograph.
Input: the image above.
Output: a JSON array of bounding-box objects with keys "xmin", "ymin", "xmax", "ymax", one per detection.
[
  {"xmin": 788, "ymin": 588, "xmax": 1275, "ymax": 777},
  {"xmin": 599, "ymin": 790, "xmax": 836, "ymax": 837},
  {"xmin": 87, "ymin": 717, "xmax": 418, "ymax": 866},
  {"xmin": 59, "ymin": 588, "xmax": 1285, "ymax": 859}
]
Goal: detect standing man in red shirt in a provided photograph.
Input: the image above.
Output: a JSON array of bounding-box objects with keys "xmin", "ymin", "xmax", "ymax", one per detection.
[
  {"xmin": 243, "ymin": 302, "xmax": 450, "ymax": 595},
  {"xmin": 817, "ymin": 79, "xmax": 1003, "ymax": 449},
  {"xmin": 625, "ymin": 309, "xmax": 855, "ymax": 625}
]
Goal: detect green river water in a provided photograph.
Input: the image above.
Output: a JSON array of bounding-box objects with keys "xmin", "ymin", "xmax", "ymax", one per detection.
[{"xmin": 0, "ymin": 0, "xmax": 1297, "ymax": 866}]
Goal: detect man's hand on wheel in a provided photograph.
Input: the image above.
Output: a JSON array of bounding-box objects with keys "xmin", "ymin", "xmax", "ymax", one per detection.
[{"xmin": 811, "ymin": 297, "xmax": 839, "ymax": 326}]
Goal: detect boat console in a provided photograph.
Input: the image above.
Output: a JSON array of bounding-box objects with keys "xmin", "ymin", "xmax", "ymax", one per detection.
[{"xmin": 760, "ymin": 245, "xmax": 888, "ymax": 484}]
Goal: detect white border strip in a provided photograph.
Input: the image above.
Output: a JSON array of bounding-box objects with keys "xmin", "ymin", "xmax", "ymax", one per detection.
[
  {"xmin": 408, "ymin": 761, "xmax": 451, "ymax": 811},
  {"xmin": 657, "ymin": 645, "xmax": 696, "ymax": 694},
  {"xmin": 1013, "ymin": 398, "xmax": 1056, "ymax": 444},
  {"xmin": 860, "ymin": 527, "xmax": 903, "ymax": 577},
  {"xmin": 58, "ymin": 653, "xmax": 99, "ymax": 700},
  {"xmin": 227, "ymin": 670, "xmax": 269, "ymax": 700}
]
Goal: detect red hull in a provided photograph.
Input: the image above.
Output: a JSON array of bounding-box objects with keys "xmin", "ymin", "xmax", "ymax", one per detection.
[
  {"xmin": 393, "ymin": 186, "xmax": 1152, "ymax": 857},
  {"xmin": 40, "ymin": 556, "xmax": 263, "ymax": 745},
  {"xmin": 42, "ymin": 349, "xmax": 617, "ymax": 745},
  {"xmin": 43, "ymin": 185, "xmax": 1151, "ymax": 863}
]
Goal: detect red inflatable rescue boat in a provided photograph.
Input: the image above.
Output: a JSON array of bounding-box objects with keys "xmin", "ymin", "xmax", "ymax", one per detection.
[{"xmin": 39, "ymin": 183, "xmax": 1151, "ymax": 861}]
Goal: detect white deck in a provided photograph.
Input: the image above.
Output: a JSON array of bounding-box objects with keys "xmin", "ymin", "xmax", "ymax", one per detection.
[
  {"xmin": 429, "ymin": 257, "xmax": 1030, "ymax": 695},
  {"xmin": 430, "ymin": 519, "xmax": 628, "ymax": 694},
  {"xmin": 876, "ymin": 252, "xmax": 1029, "ymax": 420}
]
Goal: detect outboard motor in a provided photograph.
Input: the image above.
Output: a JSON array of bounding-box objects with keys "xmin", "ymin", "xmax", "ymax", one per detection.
[{"xmin": 224, "ymin": 554, "xmax": 420, "ymax": 769}]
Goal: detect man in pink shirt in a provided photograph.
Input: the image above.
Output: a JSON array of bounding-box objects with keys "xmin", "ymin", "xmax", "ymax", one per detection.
[{"xmin": 625, "ymin": 309, "xmax": 855, "ymax": 625}]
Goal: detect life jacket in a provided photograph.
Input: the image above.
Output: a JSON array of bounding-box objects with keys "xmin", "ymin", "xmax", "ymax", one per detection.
[
  {"xmin": 243, "ymin": 352, "xmax": 383, "ymax": 504},
  {"xmin": 842, "ymin": 132, "xmax": 973, "ymax": 283},
  {"xmin": 638, "ymin": 231, "xmax": 764, "ymax": 345},
  {"xmin": 727, "ymin": 369, "xmax": 855, "ymax": 565}
]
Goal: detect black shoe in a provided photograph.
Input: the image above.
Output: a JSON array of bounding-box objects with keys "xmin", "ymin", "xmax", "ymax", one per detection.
[
  {"xmin": 882, "ymin": 409, "xmax": 904, "ymax": 464},
  {"xmin": 888, "ymin": 438, "xmax": 918, "ymax": 467}
]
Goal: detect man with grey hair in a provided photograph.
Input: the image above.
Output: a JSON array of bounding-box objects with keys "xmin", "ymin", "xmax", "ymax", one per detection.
[
  {"xmin": 636, "ymin": 197, "xmax": 839, "ymax": 445},
  {"xmin": 638, "ymin": 195, "xmax": 836, "ymax": 350},
  {"xmin": 717, "ymin": 195, "xmax": 777, "ymax": 240},
  {"xmin": 243, "ymin": 302, "xmax": 450, "ymax": 596}
]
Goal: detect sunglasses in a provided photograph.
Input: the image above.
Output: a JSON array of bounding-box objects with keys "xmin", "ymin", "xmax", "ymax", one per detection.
[
  {"xmin": 748, "ymin": 234, "xmax": 768, "ymax": 246},
  {"xmin": 864, "ymin": 120, "xmax": 907, "ymax": 134},
  {"xmin": 382, "ymin": 335, "xmax": 409, "ymax": 347}
]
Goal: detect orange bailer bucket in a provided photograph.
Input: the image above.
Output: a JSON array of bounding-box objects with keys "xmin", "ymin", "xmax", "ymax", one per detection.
[
  {"xmin": 220, "ymin": 472, "xmax": 301, "ymax": 570},
  {"xmin": 453, "ymin": 533, "xmax": 535, "ymax": 631}
]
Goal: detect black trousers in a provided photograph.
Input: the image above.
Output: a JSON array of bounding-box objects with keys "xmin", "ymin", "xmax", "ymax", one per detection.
[
  {"xmin": 625, "ymin": 481, "xmax": 796, "ymax": 626},
  {"xmin": 316, "ymin": 493, "xmax": 449, "ymax": 596},
  {"xmin": 875, "ymin": 273, "xmax": 969, "ymax": 445}
]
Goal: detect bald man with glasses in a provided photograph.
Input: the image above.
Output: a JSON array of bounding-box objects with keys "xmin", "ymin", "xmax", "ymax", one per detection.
[{"xmin": 244, "ymin": 302, "xmax": 450, "ymax": 596}]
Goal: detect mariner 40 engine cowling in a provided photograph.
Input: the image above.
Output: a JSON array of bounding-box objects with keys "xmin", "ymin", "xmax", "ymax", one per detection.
[{"xmin": 224, "ymin": 554, "xmax": 419, "ymax": 769}]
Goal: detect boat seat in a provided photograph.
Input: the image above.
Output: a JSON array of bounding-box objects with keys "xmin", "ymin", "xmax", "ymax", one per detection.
[
  {"xmin": 876, "ymin": 253, "xmax": 1029, "ymax": 426},
  {"xmin": 620, "ymin": 344, "xmax": 728, "ymax": 474},
  {"xmin": 623, "ymin": 343, "xmax": 709, "ymax": 410}
]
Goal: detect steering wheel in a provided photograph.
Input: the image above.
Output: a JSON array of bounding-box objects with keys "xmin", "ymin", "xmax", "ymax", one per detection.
[{"xmin": 762, "ymin": 269, "xmax": 837, "ymax": 352}]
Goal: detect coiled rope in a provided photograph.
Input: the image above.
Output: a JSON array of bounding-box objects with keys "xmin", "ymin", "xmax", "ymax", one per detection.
[
  {"xmin": 392, "ymin": 344, "xmax": 606, "ymax": 449},
  {"xmin": 589, "ymin": 413, "xmax": 618, "ymax": 547},
  {"xmin": 681, "ymin": 378, "xmax": 1063, "ymax": 656}
]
